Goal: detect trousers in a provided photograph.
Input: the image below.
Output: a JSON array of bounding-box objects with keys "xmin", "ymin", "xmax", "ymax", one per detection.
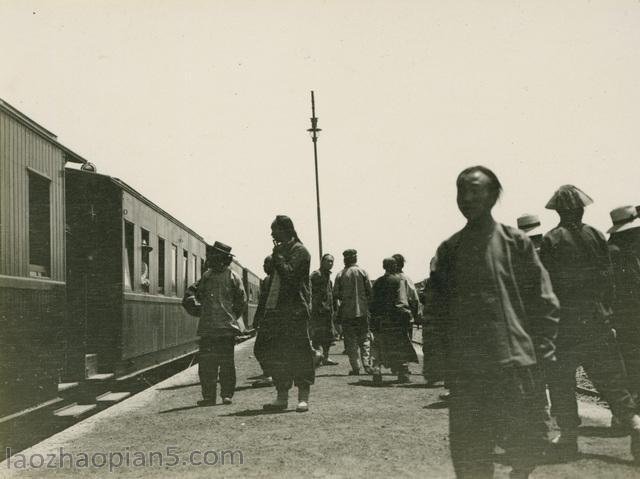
[
  {"xmin": 198, "ymin": 336, "xmax": 236, "ymax": 400},
  {"xmin": 449, "ymin": 366, "xmax": 548, "ymax": 478},
  {"xmin": 342, "ymin": 316, "xmax": 371, "ymax": 371},
  {"xmin": 549, "ymin": 334, "xmax": 637, "ymax": 431}
]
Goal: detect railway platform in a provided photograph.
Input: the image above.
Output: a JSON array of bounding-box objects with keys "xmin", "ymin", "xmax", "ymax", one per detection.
[{"xmin": 1, "ymin": 338, "xmax": 638, "ymax": 478}]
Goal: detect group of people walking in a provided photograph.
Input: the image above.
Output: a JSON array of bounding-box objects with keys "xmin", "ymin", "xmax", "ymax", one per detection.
[{"xmin": 183, "ymin": 165, "xmax": 640, "ymax": 479}]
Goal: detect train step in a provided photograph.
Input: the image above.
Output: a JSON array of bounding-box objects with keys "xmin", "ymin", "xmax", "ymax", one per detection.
[
  {"xmin": 57, "ymin": 382, "xmax": 80, "ymax": 393},
  {"xmin": 86, "ymin": 373, "xmax": 115, "ymax": 382},
  {"xmin": 96, "ymin": 391, "xmax": 131, "ymax": 406},
  {"xmin": 53, "ymin": 403, "xmax": 98, "ymax": 421}
]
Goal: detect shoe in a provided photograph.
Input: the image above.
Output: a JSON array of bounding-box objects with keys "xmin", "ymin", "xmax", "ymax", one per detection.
[
  {"xmin": 439, "ymin": 392, "xmax": 451, "ymax": 401},
  {"xmin": 373, "ymin": 374, "xmax": 383, "ymax": 387},
  {"xmin": 549, "ymin": 433, "xmax": 579, "ymax": 459},
  {"xmin": 197, "ymin": 398, "xmax": 216, "ymax": 407},
  {"xmin": 323, "ymin": 358, "xmax": 339, "ymax": 366},
  {"xmin": 263, "ymin": 391, "xmax": 289, "ymax": 411},
  {"xmin": 348, "ymin": 369, "xmax": 360, "ymax": 376},
  {"xmin": 509, "ymin": 469, "xmax": 531, "ymax": 479},
  {"xmin": 296, "ymin": 401, "xmax": 309, "ymax": 412},
  {"xmin": 222, "ymin": 397, "xmax": 232, "ymax": 405}
]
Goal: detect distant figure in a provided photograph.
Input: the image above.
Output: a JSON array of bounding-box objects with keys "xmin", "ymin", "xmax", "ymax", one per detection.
[
  {"xmin": 334, "ymin": 249, "xmax": 373, "ymax": 375},
  {"xmin": 260, "ymin": 215, "xmax": 315, "ymax": 413},
  {"xmin": 310, "ymin": 254, "xmax": 339, "ymax": 366},
  {"xmin": 252, "ymin": 255, "xmax": 275, "ymax": 387},
  {"xmin": 392, "ymin": 253, "xmax": 421, "ymax": 378},
  {"xmin": 429, "ymin": 166, "xmax": 558, "ymax": 478},
  {"xmin": 193, "ymin": 241, "xmax": 246, "ymax": 406},
  {"xmin": 141, "ymin": 239, "xmax": 152, "ymax": 292},
  {"xmin": 370, "ymin": 257, "xmax": 418, "ymax": 386},
  {"xmin": 421, "ymin": 257, "xmax": 445, "ymax": 386},
  {"xmin": 608, "ymin": 206, "xmax": 640, "ymax": 402},
  {"xmin": 516, "ymin": 214, "xmax": 543, "ymax": 252},
  {"xmin": 540, "ymin": 186, "xmax": 640, "ymax": 461}
]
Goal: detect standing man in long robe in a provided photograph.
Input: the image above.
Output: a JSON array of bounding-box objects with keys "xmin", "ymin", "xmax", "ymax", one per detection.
[
  {"xmin": 429, "ymin": 166, "xmax": 559, "ymax": 478},
  {"xmin": 310, "ymin": 253, "xmax": 339, "ymax": 366},
  {"xmin": 260, "ymin": 215, "xmax": 315, "ymax": 413},
  {"xmin": 540, "ymin": 186, "xmax": 640, "ymax": 460},
  {"xmin": 370, "ymin": 257, "xmax": 418, "ymax": 386}
]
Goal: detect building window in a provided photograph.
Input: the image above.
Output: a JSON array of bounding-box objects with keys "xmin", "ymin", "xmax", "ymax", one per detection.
[
  {"xmin": 140, "ymin": 228, "xmax": 151, "ymax": 292},
  {"xmin": 158, "ymin": 238, "xmax": 165, "ymax": 294},
  {"xmin": 123, "ymin": 221, "xmax": 134, "ymax": 290},
  {"xmin": 200, "ymin": 258, "xmax": 205, "ymax": 277},
  {"xmin": 28, "ymin": 172, "xmax": 51, "ymax": 277},
  {"xmin": 170, "ymin": 244, "xmax": 178, "ymax": 295}
]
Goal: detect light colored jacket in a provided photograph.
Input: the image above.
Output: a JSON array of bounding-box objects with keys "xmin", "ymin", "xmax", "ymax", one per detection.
[
  {"xmin": 334, "ymin": 264, "xmax": 372, "ymax": 319},
  {"xmin": 195, "ymin": 267, "xmax": 246, "ymax": 337}
]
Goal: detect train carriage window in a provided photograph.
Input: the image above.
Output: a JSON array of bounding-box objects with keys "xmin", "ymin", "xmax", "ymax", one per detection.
[
  {"xmin": 158, "ymin": 238, "xmax": 166, "ymax": 294},
  {"xmin": 140, "ymin": 229, "xmax": 151, "ymax": 292},
  {"xmin": 182, "ymin": 250, "xmax": 188, "ymax": 292},
  {"xmin": 28, "ymin": 172, "xmax": 51, "ymax": 277},
  {"xmin": 190, "ymin": 253, "xmax": 196, "ymax": 284},
  {"xmin": 123, "ymin": 221, "xmax": 134, "ymax": 290},
  {"xmin": 170, "ymin": 244, "xmax": 178, "ymax": 295}
]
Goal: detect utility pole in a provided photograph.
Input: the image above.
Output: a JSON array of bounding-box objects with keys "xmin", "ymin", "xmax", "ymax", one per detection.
[{"xmin": 307, "ymin": 91, "xmax": 323, "ymax": 263}]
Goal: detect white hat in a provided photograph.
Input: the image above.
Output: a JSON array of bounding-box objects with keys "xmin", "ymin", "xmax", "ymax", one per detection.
[
  {"xmin": 517, "ymin": 214, "xmax": 543, "ymax": 236},
  {"xmin": 608, "ymin": 205, "xmax": 640, "ymax": 234}
]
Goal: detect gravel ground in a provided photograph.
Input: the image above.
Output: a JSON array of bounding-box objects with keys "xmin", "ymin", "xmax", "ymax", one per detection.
[{"xmin": 2, "ymin": 338, "xmax": 638, "ymax": 479}]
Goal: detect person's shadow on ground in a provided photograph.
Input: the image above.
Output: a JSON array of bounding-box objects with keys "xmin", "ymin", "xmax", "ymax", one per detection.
[{"xmin": 221, "ymin": 408, "xmax": 297, "ymax": 417}]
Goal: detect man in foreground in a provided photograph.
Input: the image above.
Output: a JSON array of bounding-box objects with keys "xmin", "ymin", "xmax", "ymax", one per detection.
[{"xmin": 429, "ymin": 166, "xmax": 559, "ymax": 478}]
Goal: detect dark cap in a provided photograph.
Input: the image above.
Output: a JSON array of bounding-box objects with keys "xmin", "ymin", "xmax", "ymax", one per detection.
[
  {"xmin": 343, "ymin": 249, "xmax": 357, "ymax": 258},
  {"xmin": 209, "ymin": 241, "xmax": 234, "ymax": 257}
]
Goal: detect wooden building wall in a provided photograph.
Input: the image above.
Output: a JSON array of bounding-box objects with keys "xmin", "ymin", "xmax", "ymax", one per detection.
[{"xmin": 0, "ymin": 110, "xmax": 66, "ymax": 281}]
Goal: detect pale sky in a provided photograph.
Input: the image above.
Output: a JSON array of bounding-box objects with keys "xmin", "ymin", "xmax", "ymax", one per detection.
[{"xmin": 2, "ymin": 0, "xmax": 639, "ymax": 280}]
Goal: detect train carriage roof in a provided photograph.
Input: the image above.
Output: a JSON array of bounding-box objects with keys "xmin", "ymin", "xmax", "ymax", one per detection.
[
  {"xmin": 0, "ymin": 98, "xmax": 88, "ymax": 165},
  {"xmin": 66, "ymin": 168, "xmax": 205, "ymax": 242}
]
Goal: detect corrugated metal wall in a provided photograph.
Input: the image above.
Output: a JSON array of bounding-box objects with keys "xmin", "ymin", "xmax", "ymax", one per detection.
[{"xmin": 0, "ymin": 111, "xmax": 66, "ymax": 281}]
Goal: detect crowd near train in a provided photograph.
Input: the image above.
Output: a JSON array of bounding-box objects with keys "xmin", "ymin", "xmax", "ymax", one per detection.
[
  {"xmin": 0, "ymin": 99, "xmax": 260, "ymax": 418},
  {"xmin": 3, "ymin": 98, "xmax": 640, "ymax": 479}
]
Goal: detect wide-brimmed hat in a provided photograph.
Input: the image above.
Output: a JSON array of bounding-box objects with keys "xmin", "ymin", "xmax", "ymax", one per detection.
[
  {"xmin": 141, "ymin": 239, "xmax": 153, "ymax": 251},
  {"xmin": 608, "ymin": 206, "xmax": 640, "ymax": 234},
  {"xmin": 209, "ymin": 241, "xmax": 234, "ymax": 257},
  {"xmin": 545, "ymin": 185, "xmax": 593, "ymax": 211},
  {"xmin": 516, "ymin": 214, "xmax": 543, "ymax": 236},
  {"xmin": 343, "ymin": 249, "xmax": 357, "ymax": 258}
]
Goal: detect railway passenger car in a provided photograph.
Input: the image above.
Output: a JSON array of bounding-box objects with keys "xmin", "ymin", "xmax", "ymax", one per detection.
[
  {"xmin": 0, "ymin": 99, "xmax": 87, "ymax": 415},
  {"xmin": 64, "ymin": 168, "xmax": 207, "ymax": 380}
]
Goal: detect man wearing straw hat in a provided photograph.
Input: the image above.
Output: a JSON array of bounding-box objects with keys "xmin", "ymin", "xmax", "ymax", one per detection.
[
  {"xmin": 516, "ymin": 214, "xmax": 544, "ymax": 252},
  {"xmin": 192, "ymin": 241, "xmax": 247, "ymax": 407},
  {"xmin": 540, "ymin": 186, "xmax": 640, "ymax": 460},
  {"xmin": 608, "ymin": 206, "xmax": 640, "ymax": 401}
]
